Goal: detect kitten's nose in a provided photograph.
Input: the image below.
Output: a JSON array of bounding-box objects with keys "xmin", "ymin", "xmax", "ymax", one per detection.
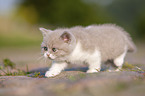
[{"xmin": 47, "ymin": 53, "xmax": 50, "ymax": 57}]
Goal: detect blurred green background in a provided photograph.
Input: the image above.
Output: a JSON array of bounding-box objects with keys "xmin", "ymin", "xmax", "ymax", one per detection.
[{"xmin": 0, "ymin": 0, "xmax": 145, "ymax": 48}]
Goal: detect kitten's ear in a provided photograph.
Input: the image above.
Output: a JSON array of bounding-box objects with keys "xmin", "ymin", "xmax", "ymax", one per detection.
[
  {"xmin": 60, "ymin": 31, "xmax": 71, "ymax": 43},
  {"xmin": 39, "ymin": 27, "xmax": 52, "ymax": 37}
]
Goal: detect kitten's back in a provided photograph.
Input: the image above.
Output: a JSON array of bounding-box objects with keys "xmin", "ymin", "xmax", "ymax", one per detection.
[
  {"xmin": 88, "ymin": 24, "xmax": 136, "ymax": 52},
  {"xmin": 70, "ymin": 24, "xmax": 136, "ymax": 61}
]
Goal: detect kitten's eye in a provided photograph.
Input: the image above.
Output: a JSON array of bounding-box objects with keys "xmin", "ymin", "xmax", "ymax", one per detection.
[
  {"xmin": 52, "ymin": 48, "xmax": 57, "ymax": 52},
  {"xmin": 43, "ymin": 47, "xmax": 48, "ymax": 51}
]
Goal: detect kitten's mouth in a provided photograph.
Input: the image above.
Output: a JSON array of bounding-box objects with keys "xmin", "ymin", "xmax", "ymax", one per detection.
[
  {"xmin": 48, "ymin": 57, "xmax": 54, "ymax": 60},
  {"xmin": 47, "ymin": 55, "xmax": 56, "ymax": 60},
  {"xmin": 44, "ymin": 53, "xmax": 56, "ymax": 60}
]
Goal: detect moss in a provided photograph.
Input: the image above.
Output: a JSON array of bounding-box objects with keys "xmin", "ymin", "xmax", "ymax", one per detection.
[
  {"xmin": 123, "ymin": 62, "xmax": 135, "ymax": 69},
  {"xmin": 122, "ymin": 62, "xmax": 144, "ymax": 72}
]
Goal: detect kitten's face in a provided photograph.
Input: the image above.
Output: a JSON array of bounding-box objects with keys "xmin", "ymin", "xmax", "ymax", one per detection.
[{"xmin": 40, "ymin": 28, "xmax": 76, "ymax": 61}]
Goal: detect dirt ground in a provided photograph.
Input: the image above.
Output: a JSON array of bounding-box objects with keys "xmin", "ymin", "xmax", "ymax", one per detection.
[{"xmin": 0, "ymin": 43, "xmax": 145, "ymax": 96}]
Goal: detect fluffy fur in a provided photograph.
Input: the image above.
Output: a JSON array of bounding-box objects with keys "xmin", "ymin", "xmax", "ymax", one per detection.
[{"xmin": 39, "ymin": 24, "xmax": 136, "ymax": 77}]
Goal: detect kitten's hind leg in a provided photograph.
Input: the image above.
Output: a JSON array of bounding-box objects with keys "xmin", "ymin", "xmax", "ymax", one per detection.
[
  {"xmin": 45, "ymin": 61, "xmax": 67, "ymax": 77},
  {"xmin": 86, "ymin": 61, "xmax": 101, "ymax": 73},
  {"xmin": 114, "ymin": 51, "xmax": 127, "ymax": 71}
]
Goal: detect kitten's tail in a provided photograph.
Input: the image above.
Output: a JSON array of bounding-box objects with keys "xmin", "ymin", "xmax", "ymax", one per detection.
[
  {"xmin": 127, "ymin": 40, "xmax": 137, "ymax": 53},
  {"xmin": 125, "ymin": 32, "xmax": 137, "ymax": 53},
  {"xmin": 113, "ymin": 24, "xmax": 137, "ymax": 53}
]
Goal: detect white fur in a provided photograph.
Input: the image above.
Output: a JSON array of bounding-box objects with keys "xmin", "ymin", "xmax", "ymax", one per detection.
[
  {"xmin": 44, "ymin": 52, "xmax": 49, "ymax": 58},
  {"xmin": 49, "ymin": 54, "xmax": 56, "ymax": 59},
  {"xmin": 114, "ymin": 49, "xmax": 127, "ymax": 71},
  {"xmin": 86, "ymin": 51, "xmax": 101, "ymax": 73},
  {"xmin": 68, "ymin": 42, "xmax": 101, "ymax": 73},
  {"xmin": 68, "ymin": 42, "xmax": 89, "ymax": 62},
  {"xmin": 45, "ymin": 61, "xmax": 67, "ymax": 77}
]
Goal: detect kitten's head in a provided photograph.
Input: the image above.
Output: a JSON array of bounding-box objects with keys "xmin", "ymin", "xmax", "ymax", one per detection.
[{"xmin": 39, "ymin": 27, "xmax": 76, "ymax": 61}]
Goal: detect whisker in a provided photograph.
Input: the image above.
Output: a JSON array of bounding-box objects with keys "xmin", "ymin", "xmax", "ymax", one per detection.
[
  {"xmin": 37, "ymin": 56, "xmax": 44, "ymax": 61},
  {"xmin": 36, "ymin": 55, "xmax": 50, "ymax": 65},
  {"xmin": 44, "ymin": 58, "xmax": 47, "ymax": 64},
  {"xmin": 36, "ymin": 53, "xmax": 51, "ymax": 66}
]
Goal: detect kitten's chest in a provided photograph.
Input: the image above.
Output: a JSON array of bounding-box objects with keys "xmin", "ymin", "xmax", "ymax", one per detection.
[
  {"xmin": 67, "ymin": 42, "xmax": 90, "ymax": 63},
  {"xmin": 68, "ymin": 51, "xmax": 86, "ymax": 63}
]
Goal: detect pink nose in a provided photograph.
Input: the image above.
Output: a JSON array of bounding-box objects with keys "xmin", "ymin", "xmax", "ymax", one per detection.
[{"xmin": 47, "ymin": 54, "xmax": 50, "ymax": 57}]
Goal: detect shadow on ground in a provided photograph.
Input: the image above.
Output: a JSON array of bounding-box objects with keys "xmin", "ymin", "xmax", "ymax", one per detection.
[{"xmin": 29, "ymin": 67, "xmax": 89, "ymax": 76}]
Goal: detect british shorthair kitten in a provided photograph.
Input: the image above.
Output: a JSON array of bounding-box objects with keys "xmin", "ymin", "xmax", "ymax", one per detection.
[{"xmin": 39, "ymin": 24, "xmax": 136, "ymax": 77}]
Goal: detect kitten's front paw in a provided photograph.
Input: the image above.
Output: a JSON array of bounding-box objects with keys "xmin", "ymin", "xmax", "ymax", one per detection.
[{"xmin": 45, "ymin": 70, "xmax": 60, "ymax": 77}]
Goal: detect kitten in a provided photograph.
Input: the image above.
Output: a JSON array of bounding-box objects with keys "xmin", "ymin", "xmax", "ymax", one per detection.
[{"xmin": 39, "ymin": 24, "xmax": 136, "ymax": 77}]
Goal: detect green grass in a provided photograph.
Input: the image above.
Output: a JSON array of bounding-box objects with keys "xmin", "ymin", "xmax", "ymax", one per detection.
[
  {"xmin": 122, "ymin": 62, "xmax": 144, "ymax": 72},
  {"xmin": 31, "ymin": 72, "xmax": 44, "ymax": 78},
  {"xmin": 3, "ymin": 58, "xmax": 16, "ymax": 69},
  {"xmin": 122, "ymin": 62, "xmax": 135, "ymax": 69},
  {"xmin": 0, "ymin": 58, "xmax": 44, "ymax": 78},
  {"xmin": 0, "ymin": 58, "xmax": 31, "ymax": 76}
]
